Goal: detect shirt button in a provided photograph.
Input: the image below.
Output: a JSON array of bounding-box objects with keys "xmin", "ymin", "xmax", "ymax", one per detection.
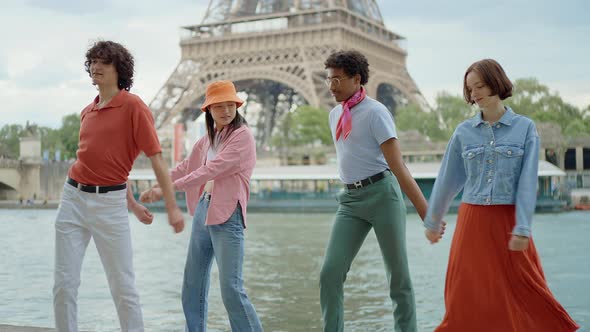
[
  {"xmin": 496, "ymin": 124, "xmax": 500, "ymax": 128},
  {"xmin": 487, "ymin": 159, "xmax": 493, "ymax": 163},
  {"xmin": 487, "ymin": 178, "xmax": 492, "ymax": 183},
  {"xmin": 485, "ymin": 198, "xmax": 491, "ymax": 203},
  {"xmin": 468, "ymin": 153, "xmax": 473, "ymax": 157},
  {"xmin": 490, "ymin": 141, "xmax": 494, "ymax": 145},
  {"xmin": 507, "ymin": 150, "xmax": 512, "ymax": 155}
]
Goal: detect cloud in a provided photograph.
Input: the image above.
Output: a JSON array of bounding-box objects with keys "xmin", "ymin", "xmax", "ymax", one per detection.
[
  {"xmin": 1, "ymin": 0, "xmax": 588, "ymax": 129},
  {"xmin": 376, "ymin": 0, "xmax": 589, "ymax": 28},
  {"xmin": 0, "ymin": 60, "xmax": 7, "ymax": 80},
  {"xmin": 376, "ymin": 1, "xmax": 590, "ymax": 109},
  {"xmin": 24, "ymin": 0, "xmax": 112, "ymax": 15},
  {"xmin": 0, "ymin": 0, "xmax": 207, "ymax": 128}
]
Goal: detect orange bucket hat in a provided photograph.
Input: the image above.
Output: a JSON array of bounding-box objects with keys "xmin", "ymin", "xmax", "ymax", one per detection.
[{"xmin": 201, "ymin": 80, "xmax": 244, "ymax": 112}]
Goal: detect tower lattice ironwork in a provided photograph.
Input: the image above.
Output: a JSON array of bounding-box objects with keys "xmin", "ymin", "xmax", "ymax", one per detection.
[{"xmin": 150, "ymin": 0, "xmax": 428, "ymax": 156}]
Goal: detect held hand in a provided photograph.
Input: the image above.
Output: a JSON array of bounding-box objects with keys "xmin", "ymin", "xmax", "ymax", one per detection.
[
  {"xmin": 168, "ymin": 207, "xmax": 185, "ymax": 233},
  {"xmin": 424, "ymin": 220, "xmax": 447, "ymax": 244},
  {"xmin": 508, "ymin": 235, "xmax": 529, "ymax": 251},
  {"xmin": 130, "ymin": 203, "xmax": 154, "ymax": 225},
  {"xmin": 425, "ymin": 229, "xmax": 442, "ymax": 244},
  {"xmin": 139, "ymin": 188, "xmax": 163, "ymax": 203},
  {"xmin": 139, "ymin": 189, "xmax": 152, "ymax": 203}
]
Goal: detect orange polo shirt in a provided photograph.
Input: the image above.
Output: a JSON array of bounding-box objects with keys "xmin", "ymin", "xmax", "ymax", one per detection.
[{"xmin": 68, "ymin": 89, "xmax": 161, "ymax": 185}]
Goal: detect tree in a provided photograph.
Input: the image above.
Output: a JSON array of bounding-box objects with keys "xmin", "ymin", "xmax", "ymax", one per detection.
[
  {"xmin": 0, "ymin": 124, "xmax": 24, "ymax": 158},
  {"xmin": 272, "ymin": 105, "xmax": 331, "ymax": 148},
  {"xmin": 271, "ymin": 105, "xmax": 332, "ymax": 164},
  {"xmin": 395, "ymin": 93, "xmax": 474, "ymax": 142},
  {"xmin": 432, "ymin": 92, "xmax": 476, "ymax": 140},
  {"xmin": 59, "ymin": 114, "xmax": 81, "ymax": 159},
  {"xmin": 0, "ymin": 113, "xmax": 80, "ymax": 160},
  {"xmin": 506, "ymin": 78, "xmax": 589, "ymax": 136},
  {"xmin": 38, "ymin": 127, "xmax": 63, "ymax": 157},
  {"xmin": 397, "ymin": 78, "xmax": 588, "ymax": 142}
]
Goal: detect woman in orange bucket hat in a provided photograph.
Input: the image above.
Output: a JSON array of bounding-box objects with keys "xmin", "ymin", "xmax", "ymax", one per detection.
[{"xmin": 142, "ymin": 80, "xmax": 263, "ymax": 331}]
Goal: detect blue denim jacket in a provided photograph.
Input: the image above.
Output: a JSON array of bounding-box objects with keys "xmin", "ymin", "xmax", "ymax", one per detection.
[{"xmin": 424, "ymin": 107, "xmax": 540, "ymax": 237}]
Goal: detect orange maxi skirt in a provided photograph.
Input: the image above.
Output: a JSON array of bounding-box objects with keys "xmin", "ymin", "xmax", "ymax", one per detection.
[{"xmin": 434, "ymin": 203, "xmax": 579, "ymax": 332}]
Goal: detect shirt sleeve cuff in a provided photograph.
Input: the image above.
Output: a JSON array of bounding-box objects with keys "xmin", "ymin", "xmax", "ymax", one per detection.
[
  {"xmin": 512, "ymin": 225, "xmax": 531, "ymax": 238},
  {"xmin": 423, "ymin": 217, "xmax": 439, "ymax": 231},
  {"xmin": 174, "ymin": 179, "xmax": 185, "ymax": 191}
]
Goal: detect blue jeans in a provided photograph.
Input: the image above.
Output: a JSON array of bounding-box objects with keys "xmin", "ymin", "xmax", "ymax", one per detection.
[{"xmin": 182, "ymin": 195, "xmax": 263, "ymax": 332}]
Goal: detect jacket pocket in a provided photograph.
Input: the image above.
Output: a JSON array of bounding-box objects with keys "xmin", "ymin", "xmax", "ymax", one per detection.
[
  {"xmin": 494, "ymin": 144, "xmax": 524, "ymax": 176},
  {"xmin": 461, "ymin": 146, "xmax": 484, "ymax": 179}
]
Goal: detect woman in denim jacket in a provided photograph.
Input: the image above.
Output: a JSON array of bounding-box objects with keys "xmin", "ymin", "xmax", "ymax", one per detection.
[
  {"xmin": 424, "ymin": 59, "xmax": 578, "ymax": 331},
  {"xmin": 141, "ymin": 81, "xmax": 263, "ymax": 332}
]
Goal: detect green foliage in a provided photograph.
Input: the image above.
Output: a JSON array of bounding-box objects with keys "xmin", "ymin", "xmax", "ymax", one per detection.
[
  {"xmin": 272, "ymin": 105, "xmax": 331, "ymax": 148},
  {"xmin": 395, "ymin": 93, "xmax": 475, "ymax": 142},
  {"xmin": 59, "ymin": 114, "xmax": 81, "ymax": 159},
  {"xmin": 0, "ymin": 124, "xmax": 24, "ymax": 158},
  {"xmin": 0, "ymin": 113, "xmax": 80, "ymax": 160},
  {"xmin": 505, "ymin": 78, "xmax": 590, "ymax": 137},
  {"xmin": 398, "ymin": 78, "xmax": 589, "ymax": 142}
]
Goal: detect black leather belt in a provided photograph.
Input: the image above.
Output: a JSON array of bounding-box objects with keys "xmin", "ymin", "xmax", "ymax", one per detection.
[
  {"xmin": 345, "ymin": 170, "xmax": 390, "ymax": 190},
  {"xmin": 67, "ymin": 177, "xmax": 127, "ymax": 194}
]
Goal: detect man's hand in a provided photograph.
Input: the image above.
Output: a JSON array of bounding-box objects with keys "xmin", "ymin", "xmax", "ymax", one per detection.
[
  {"xmin": 139, "ymin": 187, "xmax": 163, "ymax": 203},
  {"xmin": 508, "ymin": 235, "xmax": 529, "ymax": 251},
  {"xmin": 424, "ymin": 221, "xmax": 447, "ymax": 244},
  {"xmin": 129, "ymin": 202, "xmax": 154, "ymax": 225},
  {"xmin": 168, "ymin": 207, "xmax": 185, "ymax": 233},
  {"xmin": 148, "ymin": 152, "xmax": 183, "ymax": 234}
]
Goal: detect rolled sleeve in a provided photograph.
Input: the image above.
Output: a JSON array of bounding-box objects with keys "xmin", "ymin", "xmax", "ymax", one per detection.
[{"xmin": 174, "ymin": 130, "xmax": 252, "ymax": 191}]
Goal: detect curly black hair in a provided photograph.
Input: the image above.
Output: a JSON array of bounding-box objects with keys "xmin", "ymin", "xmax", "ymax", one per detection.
[
  {"xmin": 324, "ymin": 50, "xmax": 370, "ymax": 85},
  {"xmin": 84, "ymin": 40, "xmax": 134, "ymax": 91}
]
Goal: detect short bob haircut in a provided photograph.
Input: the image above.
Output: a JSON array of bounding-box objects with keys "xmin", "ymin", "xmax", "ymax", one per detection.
[
  {"xmin": 324, "ymin": 50, "xmax": 370, "ymax": 85},
  {"xmin": 463, "ymin": 59, "xmax": 512, "ymax": 104},
  {"xmin": 85, "ymin": 40, "xmax": 135, "ymax": 91}
]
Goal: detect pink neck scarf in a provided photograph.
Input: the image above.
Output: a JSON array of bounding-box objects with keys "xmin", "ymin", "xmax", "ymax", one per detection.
[{"xmin": 335, "ymin": 86, "xmax": 366, "ymax": 141}]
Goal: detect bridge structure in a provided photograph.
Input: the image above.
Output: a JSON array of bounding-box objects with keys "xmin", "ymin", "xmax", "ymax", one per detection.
[
  {"xmin": 150, "ymin": 0, "xmax": 429, "ymax": 161},
  {"xmin": 0, "ymin": 136, "xmax": 42, "ymax": 200}
]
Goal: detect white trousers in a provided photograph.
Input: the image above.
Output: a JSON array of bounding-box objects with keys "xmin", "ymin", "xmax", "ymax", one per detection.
[{"xmin": 53, "ymin": 183, "xmax": 144, "ymax": 332}]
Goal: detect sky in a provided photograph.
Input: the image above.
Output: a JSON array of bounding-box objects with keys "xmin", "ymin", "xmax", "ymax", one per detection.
[{"xmin": 1, "ymin": 0, "xmax": 589, "ymax": 129}]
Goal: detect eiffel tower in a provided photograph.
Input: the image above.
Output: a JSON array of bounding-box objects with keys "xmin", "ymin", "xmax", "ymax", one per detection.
[{"xmin": 150, "ymin": 0, "xmax": 428, "ymax": 159}]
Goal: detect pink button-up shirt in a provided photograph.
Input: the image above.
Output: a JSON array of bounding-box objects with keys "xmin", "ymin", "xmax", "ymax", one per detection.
[{"xmin": 171, "ymin": 126, "xmax": 256, "ymax": 226}]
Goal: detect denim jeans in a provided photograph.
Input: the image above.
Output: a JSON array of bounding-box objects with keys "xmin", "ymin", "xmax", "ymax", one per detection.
[{"xmin": 182, "ymin": 195, "xmax": 263, "ymax": 332}]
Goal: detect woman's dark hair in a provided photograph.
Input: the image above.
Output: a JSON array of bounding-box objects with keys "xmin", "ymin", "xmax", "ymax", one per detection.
[
  {"xmin": 205, "ymin": 107, "xmax": 248, "ymax": 146},
  {"xmin": 324, "ymin": 50, "xmax": 370, "ymax": 85},
  {"xmin": 463, "ymin": 59, "xmax": 513, "ymax": 104},
  {"xmin": 85, "ymin": 40, "xmax": 135, "ymax": 91}
]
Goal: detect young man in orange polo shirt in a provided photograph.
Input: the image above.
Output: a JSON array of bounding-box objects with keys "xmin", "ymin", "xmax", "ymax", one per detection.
[{"xmin": 53, "ymin": 40, "xmax": 184, "ymax": 332}]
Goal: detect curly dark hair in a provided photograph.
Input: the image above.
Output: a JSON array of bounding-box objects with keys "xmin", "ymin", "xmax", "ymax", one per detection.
[
  {"xmin": 84, "ymin": 40, "xmax": 134, "ymax": 91},
  {"xmin": 324, "ymin": 50, "xmax": 370, "ymax": 85}
]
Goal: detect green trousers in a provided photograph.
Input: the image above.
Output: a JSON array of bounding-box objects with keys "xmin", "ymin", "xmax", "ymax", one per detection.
[{"xmin": 320, "ymin": 172, "xmax": 417, "ymax": 332}]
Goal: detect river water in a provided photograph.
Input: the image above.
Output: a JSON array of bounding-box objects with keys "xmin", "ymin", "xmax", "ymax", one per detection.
[{"xmin": 0, "ymin": 209, "xmax": 588, "ymax": 331}]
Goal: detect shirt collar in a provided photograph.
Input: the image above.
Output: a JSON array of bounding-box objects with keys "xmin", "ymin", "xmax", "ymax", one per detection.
[
  {"xmin": 471, "ymin": 106, "xmax": 515, "ymax": 127},
  {"xmin": 90, "ymin": 89, "xmax": 125, "ymax": 111}
]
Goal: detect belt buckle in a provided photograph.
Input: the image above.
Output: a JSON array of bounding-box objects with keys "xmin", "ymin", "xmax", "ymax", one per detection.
[{"xmin": 353, "ymin": 180, "xmax": 363, "ymax": 189}]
